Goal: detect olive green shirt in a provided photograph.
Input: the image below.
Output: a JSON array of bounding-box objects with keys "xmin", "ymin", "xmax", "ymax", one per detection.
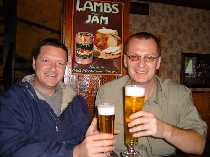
[{"xmin": 95, "ymin": 75, "xmax": 207, "ymax": 157}]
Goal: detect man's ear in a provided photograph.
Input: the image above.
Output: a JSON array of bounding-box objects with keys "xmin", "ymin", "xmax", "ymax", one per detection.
[
  {"xmin": 124, "ymin": 54, "xmax": 128, "ymax": 68},
  {"xmin": 156, "ymin": 57, "xmax": 161, "ymax": 70},
  {"xmin": 32, "ymin": 57, "xmax": 36, "ymax": 70}
]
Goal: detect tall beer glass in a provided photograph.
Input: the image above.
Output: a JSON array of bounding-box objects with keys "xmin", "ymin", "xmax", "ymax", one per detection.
[
  {"xmin": 97, "ymin": 103, "xmax": 117, "ymax": 157},
  {"xmin": 121, "ymin": 85, "xmax": 145, "ymax": 157}
]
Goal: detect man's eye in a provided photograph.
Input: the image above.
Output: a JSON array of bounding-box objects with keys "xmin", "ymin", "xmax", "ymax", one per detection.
[
  {"xmin": 58, "ymin": 62, "xmax": 65, "ymax": 66},
  {"xmin": 144, "ymin": 56, "xmax": 159, "ymax": 62},
  {"xmin": 42, "ymin": 58, "xmax": 49, "ymax": 63},
  {"xmin": 130, "ymin": 56, "xmax": 139, "ymax": 61},
  {"xmin": 146, "ymin": 56, "xmax": 154, "ymax": 60}
]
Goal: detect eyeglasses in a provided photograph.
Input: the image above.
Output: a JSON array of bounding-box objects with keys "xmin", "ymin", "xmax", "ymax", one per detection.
[{"xmin": 125, "ymin": 54, "xmax": 160, "ymax": 63}]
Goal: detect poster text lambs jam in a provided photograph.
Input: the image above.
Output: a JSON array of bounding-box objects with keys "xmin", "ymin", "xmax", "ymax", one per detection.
[{"xmin": 72, "ymin": 0, "xmax": 124, "ymax": 74}]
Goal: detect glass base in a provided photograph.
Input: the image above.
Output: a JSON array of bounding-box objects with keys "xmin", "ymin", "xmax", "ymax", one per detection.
[
  {"xmin": 111, "ymin": 151, "xmax": 119, "ymax": 157},
  {"xmin": 120, "ymin": 151, "xmax": 140, "ymax": 157},
  {"xmin": 120, "ymin": 145, "xmax": 140, "ymax": 157}
]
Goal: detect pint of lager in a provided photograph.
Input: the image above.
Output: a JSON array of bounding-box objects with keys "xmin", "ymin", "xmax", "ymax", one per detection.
[
  {"xmin": 124, "ymin": 85, "xmax": 145, "ymax": 146},
  {"xmin": 97, "ymin": 103, "xmax": 115, "ymax": 134}
]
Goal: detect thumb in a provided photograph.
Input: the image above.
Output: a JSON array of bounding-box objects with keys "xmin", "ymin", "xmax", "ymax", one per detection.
[{"xmin": 86, "ymin": 117, "xmax": 98, "ymax": 136}]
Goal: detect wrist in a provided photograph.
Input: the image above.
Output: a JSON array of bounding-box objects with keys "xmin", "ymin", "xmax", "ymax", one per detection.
[
  {"xmin": 162, "ymin": 123, "xmax": 173, "ymax": 140},
  {"xmin": 73, "ymin": 145, "xmax": 80, "ymax": 157}
]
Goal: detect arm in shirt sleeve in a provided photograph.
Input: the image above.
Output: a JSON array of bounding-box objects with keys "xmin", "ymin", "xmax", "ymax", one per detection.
[{"xmin": 176, "ymin": 86, "xmax": 207, "ymax": 137}]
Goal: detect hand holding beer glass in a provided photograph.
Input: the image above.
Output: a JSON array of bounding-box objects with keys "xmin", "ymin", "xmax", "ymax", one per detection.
[
  {"xmin": 97, "ymin": 103, "xmax": 116, "ymax": 157},
  {"xmin": 121, "ymin": 85, "xmax": 145, "ymax": 157}
]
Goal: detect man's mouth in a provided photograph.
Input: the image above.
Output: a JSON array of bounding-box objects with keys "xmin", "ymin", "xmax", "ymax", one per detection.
[
  {"xmin": 136, "ymin": 70, "xmax": 146, "ymax": 74},
  {"xmin": 45, "ymin": 73, "xmax": 56, "ymax": 78}
]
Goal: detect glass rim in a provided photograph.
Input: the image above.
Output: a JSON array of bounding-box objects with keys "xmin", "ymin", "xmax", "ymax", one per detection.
[
  {"xmin": 125, "ymin": 85, "xmax": 145, "ymax": 96},
  {"xmin": 97, "ymin": 102, "xmax": 114, "ymax": 107}
]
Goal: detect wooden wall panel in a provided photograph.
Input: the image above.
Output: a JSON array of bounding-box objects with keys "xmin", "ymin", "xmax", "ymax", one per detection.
[{"xmin": 192, "ymin": 91, "xmax": 210, "ymax": 139}]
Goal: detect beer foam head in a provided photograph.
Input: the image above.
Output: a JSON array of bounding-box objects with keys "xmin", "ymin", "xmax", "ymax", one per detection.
[
  {"xmin": 97, "ymin": 103, "xmax": 115, "ymax": 115},
  {"xmin": 125, "ymin": 85, "xmax": 145, "ymax": 96}
]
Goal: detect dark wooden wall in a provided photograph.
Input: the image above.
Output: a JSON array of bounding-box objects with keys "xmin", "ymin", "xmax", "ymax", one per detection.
[{"xmin": 192, "ymin": 91, "xmax": 210, "ymax": 139}]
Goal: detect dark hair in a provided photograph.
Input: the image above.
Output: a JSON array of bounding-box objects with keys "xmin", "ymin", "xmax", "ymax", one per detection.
[
  {"xmin": 124, "ymin": 32, "xmax": 161, "ymax": 56},
  {"xmin": 32, "ymin": 38, "xmax": 68, "ymax": 59}
]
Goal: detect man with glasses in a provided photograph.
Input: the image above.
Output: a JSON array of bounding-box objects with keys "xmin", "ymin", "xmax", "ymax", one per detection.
[{"xmin": 95, "ymin": 32, "xmax": 207, "ymax": 157}]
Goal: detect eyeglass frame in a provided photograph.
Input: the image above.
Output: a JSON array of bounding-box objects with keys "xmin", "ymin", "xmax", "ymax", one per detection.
[{"xmin": 125, "ymin": 53, "xmax": 160, "ymax": 63}]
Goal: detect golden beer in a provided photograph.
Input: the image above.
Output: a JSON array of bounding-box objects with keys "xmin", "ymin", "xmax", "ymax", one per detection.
[
  {"xmin": 97, "ymin": 104, "xmax": 115, "ymax": 134},
  {"xmin": 124, "ymin": 85, "xmax": 145, "ymax": 146}
]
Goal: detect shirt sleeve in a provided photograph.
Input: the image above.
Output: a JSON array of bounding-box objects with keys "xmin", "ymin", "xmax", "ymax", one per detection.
[{"xmin": 176, "ymin": 86, "xmax": 207, "ymax": 137}]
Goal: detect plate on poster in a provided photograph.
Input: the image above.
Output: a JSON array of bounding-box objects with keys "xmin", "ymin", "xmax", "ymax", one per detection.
[
  {"xmin": 94, "ymin": 45, "xmax": 121, "ymax": 59},
  {"xmin": 93, "ymin": 28, "xmax": 122, "ymax": 59}
]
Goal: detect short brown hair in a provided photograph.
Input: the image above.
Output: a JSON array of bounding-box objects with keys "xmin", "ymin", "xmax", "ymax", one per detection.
[
  {"xmin": 124, "ymin": 32, "xmax": 161, "ymax": 56},
  {"xmin": 32, "ymin": 38, "xmax": 68, "ymax": 60}
]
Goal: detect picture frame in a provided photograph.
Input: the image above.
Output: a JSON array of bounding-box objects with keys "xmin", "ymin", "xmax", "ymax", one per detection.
[
  {"xmin": 181, "ymin": 53, "xmax": 210, "ymax": 88},
  {"xmin": 62, "ymin": 0, "xmax": 129, "ymax": 75}
]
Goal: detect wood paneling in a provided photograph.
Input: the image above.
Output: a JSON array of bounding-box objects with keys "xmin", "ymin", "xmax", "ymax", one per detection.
[{"xmin": 192, "ymin": 91, "xmax": 210, "ymax": 139}]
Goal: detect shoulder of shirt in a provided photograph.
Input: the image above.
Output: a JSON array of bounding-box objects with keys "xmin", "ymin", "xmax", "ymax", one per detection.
[
  {"xmin": 156, "ymin": 76, "xmax": 191, "ymax": 94},
  {"xmin": 0, "ymin": 81, "xmax": 39, "ymax": 109}
]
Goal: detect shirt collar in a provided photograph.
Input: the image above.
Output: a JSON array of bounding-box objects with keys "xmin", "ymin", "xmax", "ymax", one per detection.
[{"xmin": 147, "ymin": 75, "xmax": 164, "ymax": 105}]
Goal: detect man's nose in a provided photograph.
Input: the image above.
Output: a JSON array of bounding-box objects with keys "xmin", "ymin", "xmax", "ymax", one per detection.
[
  {"xmin": 137, "ymin": 57, "xmax": 146, "ymax": 67},
  {"xmin": 50, "ymin": 62, "xmax": 57, "ymax": 70}
]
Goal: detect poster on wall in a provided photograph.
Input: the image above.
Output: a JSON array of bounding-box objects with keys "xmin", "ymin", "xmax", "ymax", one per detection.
[{"xmin": 70, "ymin": 0, "xmax": 125, "ymax": 74}]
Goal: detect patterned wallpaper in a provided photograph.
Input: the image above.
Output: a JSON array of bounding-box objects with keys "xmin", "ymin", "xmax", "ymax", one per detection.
[{"xmin": 129, "ymin": 2, "xmax": 210, "ymax": 82}]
